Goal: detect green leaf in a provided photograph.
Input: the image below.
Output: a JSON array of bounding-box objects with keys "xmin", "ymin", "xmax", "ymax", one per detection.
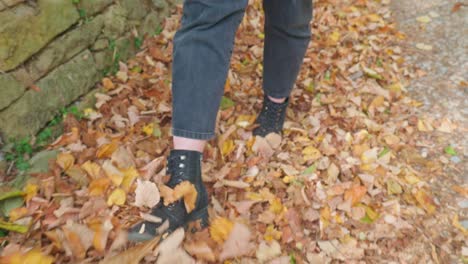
[
  {"xmin": 154, "ymin": 25, "xmax": 163, "ymax": 36},
  {"xmin": 444, "ymin": 145, "xmax": 457, "ymax": 156},
  {"xmin": 0, "ymin": 220, "xmax": 28, "ymax": 234},
  {"xmin": 289, "ymin": 253, "xmax": 297, "ymax": 264},
  {"xmin": 220, "ymin": 96, "xmax": 235, "ymax": 110},
  {"xmin": 363, "ymin": 67, "xmax": 383, "ymax": 80},
  {"xmin": 134, "ymin": 36, "xmax": 143, "ymax": 49},
  {"xmin": 302, "ymin": 163, "xmax": 317, "ymax": 175},
  {"xmin": 0, "ymin": 229, "xmax": 7, "ymax": 237},
  {"xmin": 324, "ymin": 70, "xmax": 331, "ymax": 80},
  {"xmin": 378, "ymin": 146, "xmax": 390, "ymax": 158},
  {"xmin": 0, "ymin": 197, "xmax": 24, "ymax": 218},
  {"xmin": 305, "ymin": 82, "xmax": 315, "ymax": 93},
  {"xmin": 0, "ymin": 189, "xmax": 24, "ymax": 201}
]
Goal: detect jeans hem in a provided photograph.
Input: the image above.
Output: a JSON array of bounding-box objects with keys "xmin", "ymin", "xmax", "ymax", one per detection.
[{"xmin": 172, "ymin": 128, "xmax": 215, "ymax": 140}]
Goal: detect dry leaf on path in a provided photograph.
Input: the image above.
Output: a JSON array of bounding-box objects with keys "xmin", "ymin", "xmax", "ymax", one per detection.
[
  {"xmin": 134, "ymin": 179, "xmax": 160, "ymax": 208},
  {"xmin": 219, "ymin": 223, "xmax": 253, "ymax": 260}
]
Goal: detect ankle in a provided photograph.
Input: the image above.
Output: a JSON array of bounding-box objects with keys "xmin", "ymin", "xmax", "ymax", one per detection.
[
  {"xmin": 173, "ymin": 136, "xmax": 206, "ymax": 152},
  {"xmin": 267, "ymin": 95, "xmax": 287, "ymax": 104}
]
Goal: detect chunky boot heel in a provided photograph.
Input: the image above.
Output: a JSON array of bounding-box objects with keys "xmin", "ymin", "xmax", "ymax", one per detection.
[
  {"xmin": 128, "ymin": 150, "xmax": 209, "ymax": 242},
  {"xmin": 253, "ymin": 95, "xmax": 289, "ymax": 137},
  {"xmin": 187, "ymin": 206, "xmax": 209, "ymax": 233}
]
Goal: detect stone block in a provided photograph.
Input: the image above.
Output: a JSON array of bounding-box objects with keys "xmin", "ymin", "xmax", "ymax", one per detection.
[
  {"xmin": 102, "ymin": 5, "xmax": 128, "ymax": 39},
  {"xmin": 3, "ymin": 0, "xmax": 25, "ymax": 7},
  {"xmin": 140, "ymin": 10, "xmax": 164, "ymax": 36},
  {"xmin": 0, "ymin": 50, "xmax": 99, "ymax": 139},
  {"xmin": 92, "ymin": 34, "xmax": 137, "ymax": 72},
  {"xmin": 0, "ymin": 0, "xmax": 79, "ymax": 71},
  {"xmin": 0, "ymin": 73, "xmax": 26, "ymax": 110},
  {"xmin": 77, "ymin": 0, "xmax": 113, "ymax": 16},
  {"xmin": 120, "ymin": 0, "xmax": 150, "ymax": 20},
  {"xmin": 26, "ymin": 15, "xmax": 105, "ymax": 82}
]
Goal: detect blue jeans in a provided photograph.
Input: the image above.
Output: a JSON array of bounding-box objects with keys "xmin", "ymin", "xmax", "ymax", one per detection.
[{"xmin": 171, "ymin": 0, "xmax": 312, "ymax": 140}]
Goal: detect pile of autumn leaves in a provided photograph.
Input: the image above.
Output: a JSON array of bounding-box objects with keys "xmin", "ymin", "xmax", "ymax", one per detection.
[{"xmin": 0, "ymin": 0, "xmax": 454, "ymax": 263}]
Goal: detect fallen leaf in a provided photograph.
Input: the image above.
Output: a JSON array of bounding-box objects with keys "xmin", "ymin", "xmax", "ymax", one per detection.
[
  {"xmin": 219, "ymin": 223, "xmax": 253, "ymax": 260},
  {"xmin": 107, "ymin": 188, "xmax": 126, "ymax": 206},
  {"xmin": 159, "ymin": 181, "xmax": 197, "ymax": 213},
  {"xmin": 88, "ymin": 177, "xmax": 111, "ymax": 196},
  {"xmin": 209, "ymin": 217, "xmax": 234, "ymax": 244},
  {"xmin": 414, "ymin": 189, "xmax": 436, "ymax": 214},
  {"xmin": 100, "ymin": 235, "xmax": 160, "ymax": 264},
  {"xmin": 0, "ymin": 248, "xmax": 54, "ymax": 264},
  {"xmin": 134, "ymin": 179, "xmax": 160, "ymax": 208},
  {"xmin": 102, "ymin": 160, "xmax": 124, "ymax": 186},
  {"xmin": 184, "ymin": 241, "xmax": 216, "ymax": 262},
  {"xmin": 256, "ymin": 240, "xmax": 282, "ymax": 262},
  {"xmin": 344, "ymin": 185, "xmax": 367, "ymax": 205},
  {"xmin": 56, "ymin": 152, "xmax": 75, "ymax": 170}
]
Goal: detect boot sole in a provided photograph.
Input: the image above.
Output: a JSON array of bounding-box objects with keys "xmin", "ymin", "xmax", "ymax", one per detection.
[{"xmin": 127, "ymin": 206, "xmax": 209, "ymax": 243}]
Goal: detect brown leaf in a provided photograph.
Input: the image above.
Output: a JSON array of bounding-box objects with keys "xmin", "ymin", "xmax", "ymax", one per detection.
[
  {"xmin": 134, "ymin": 179, "xmax": 160, "ymax": 208},
  {"xmin": 184, "ymin": 241, "xmax": 216, "ymax": 262},
  {"xmin": 219, "ymin": 223, "xmax": 253, "ymax": 260},
  {"xmin": 100, "ymin": 235, "xmax": 160, "ymax": 264}
]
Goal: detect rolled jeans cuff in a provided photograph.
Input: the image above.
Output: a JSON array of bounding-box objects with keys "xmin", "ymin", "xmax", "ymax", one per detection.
[{"xmin": 172, "ymin": 128, "xmax": 215, "ymax": 140}]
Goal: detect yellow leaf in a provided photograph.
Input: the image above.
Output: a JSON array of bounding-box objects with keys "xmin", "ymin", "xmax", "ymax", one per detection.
[
  {"xmin": 56, "ymin": 152, "xmax": 75, "ymax": 170},
  {"xmin": 121, "ymin": 167, "xmax": 140, "ymax": 192},
  {"xmin": 264, "ymin": 225, "xmax": 282, "ymax": 242},
  {"xmin": 209, "ymin": 217, "xmax": 234, "ymax": 244},
  {"xmin": 269, "ymin": 197, "xmax": 284, "ymax": 214},
  {"xmin": 368, "ymin": 13, "xmax": 383, "ymax": 22},
  {"xmin": 81, "ymin": 161, "xmax": 102, "ymax": 179},
  {"xmin": 416, "ymin": 15, "xmax": 431, "ymax": 23},
  {"xmin": 329, "ymin": 31, "xmax": 340, "ymax": 45},
  {"xmin": 302, "ymin": 146, "xmax": 322, "ymax": 161},
  {"xmin": 3, "ymin": 249, "xmax": 54, "ymax": 264},
  {"xmin": 102, "ymin": 160, "xmax": 124, "ymax": 186},
  {"xmin": 142, "ymin": 123, "xmax": 154, "ymax": 136},
  {"xmin": 107, "ymin": 188, "xmax": 126, "ymax": 206},
  {"xmin": 96, "ymin": 141, "xmax": 119, "ymax": 158},
  {"xmin": 320, "ymin": 206, "xmax": 331, "ymax": 229},
  {"xmin": 221, "ymin": 139, "xmax": 235, "ymax": 157},
  {"xmin": 386, "ymin": 179, "xmax": 403, "ymax": 195},
  {"xmin": 414, "ymin": 189, "xmax": 436, "ymax": 214},
  {"xmin": 23, "ymin": 183, "xmax": 38, "ymax": 202},
  {"xmin": 417, "ymin": 118, "xmax": 434, "ymax": 132},
  {"xmin": 452, "ymin": 214, "xmax": 468, "ymax": 235}
]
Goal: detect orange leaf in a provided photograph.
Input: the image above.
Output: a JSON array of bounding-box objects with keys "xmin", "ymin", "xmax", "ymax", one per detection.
[
  {"xmin": 344, "ymin": 185, "xmax": 367, "ymax": 205},
  {"xmin": 159, "ymin": 181, "xmax": 198, "ymax": 213},
  {"xmin": 414, "ymin": 189, "xmax": 436, "ymax": 214},
  {"xmin": 49, "ymin": 127, "xmax": 80, "ymax": 148},
  {"xmin": 62, "ymin": 228, "xmax": 86, "ymax": 259},
  {"xmin": 89, "ymin": 178, "xmax": 111, "ymax": 196},
  {"xmin": 8, "ymin": 207, "xmax": 28, "ymax": 222},
  {"xmin": 96, "ymin": 141, "xmax": 119, "ymax": 159}
]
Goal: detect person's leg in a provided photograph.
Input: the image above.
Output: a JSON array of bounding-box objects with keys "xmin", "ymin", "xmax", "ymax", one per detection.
[
  {"xmin": 254, "ymin": 0, "xmax": 312, "ymax": 136},
  {"xmin": 128, "ymin": 0, "xmax": 248, "ymax": 241}
]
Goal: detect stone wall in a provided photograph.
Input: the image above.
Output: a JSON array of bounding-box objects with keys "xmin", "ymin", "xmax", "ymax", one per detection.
[{"xmin": 0, "ymin": 0, "xmax": 177, "ymax": 140}]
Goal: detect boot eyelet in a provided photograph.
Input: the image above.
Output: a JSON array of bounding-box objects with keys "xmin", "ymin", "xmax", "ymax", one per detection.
[
  {"xmin": 180, "ymin": 155, "xmax": 186, "ymax": 160},
  {"xmin": 179, "ymin": 163, "xmax": 185, "ymax": 168}
]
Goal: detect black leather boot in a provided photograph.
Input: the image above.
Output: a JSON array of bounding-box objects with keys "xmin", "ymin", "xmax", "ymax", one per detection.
[
  {"xmin": 253, "ymin": 96, "xmax": 289, "ymax": 137},
  {"xmin": 128, "ymin": 150, "xmax": 209, "ymax": 242}
]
